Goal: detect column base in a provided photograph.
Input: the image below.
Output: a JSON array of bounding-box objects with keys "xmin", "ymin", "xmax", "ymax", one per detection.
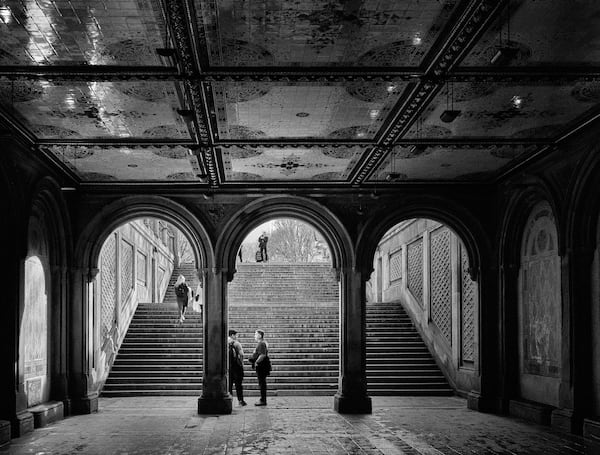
[
  {"xmin": 583, "ymin": 418, "xmax": 600, "ymax": 453},
  {"xmin": 333, "ymin": 393, "xmax": 372, "ymax": 414},
  {"xmin": 11, "ymin": 411, "xmax": 33, "ymax": 438},
  {"xmin": 71, "ymin": 393, "xmax": 98, "ymax": 415},
  {"xmin": 0, "ymin": 420, "xmax": 10, "ymax": 446},
  {"xmin": 198, "ymin": 396, "xmax": 232, "ymax": 415},
  {"xmin": 467, "ymin": 392, "xmax": 504, "ymax": 413},
  {"xmin": 551, "ymin": 408, "xmax": 581, "ymax": 434}
]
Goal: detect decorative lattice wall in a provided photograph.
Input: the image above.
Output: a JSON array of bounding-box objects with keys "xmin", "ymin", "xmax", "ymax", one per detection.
[
  {"xmin": 100, "ymin": 233, "xmax": 117, "ymax": 339},
  {"xmin": 461, "ymin": 246, "xmax": 476, "ymax": 363},
  {"xmin": 431, "ymin": 227, "xmax": 452, "ymax": 345},
  {"xmin": 407, "ymin": 238, "xmax": 423, "ymax": 304},
  {"xmin": 389, "ymin": 250, "xmax": 402, "ymax": 283},
  {"xmin": 120, "ymin": 239, "xmax": 134, "ymax": 305}
]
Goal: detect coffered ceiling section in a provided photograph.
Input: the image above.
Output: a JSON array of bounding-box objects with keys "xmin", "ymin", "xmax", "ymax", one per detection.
[
  {"xmin": 222, "ymin": 145, "xmax": 363, "ymax": 181},
  {"xmin": 195, "ymin": 0, "xmax": 461, "ymax": 67},
  {"xmin": 462, "ymin": 0, "xmax": 600, "ymax": 66},
  {"xmin": 213, "ymin": 81, "xmax": 406, "ymax": 140},
  {"xmin": 0, "ymin": 80, "xmax": 191, "ymax": 140},
  {"xmin": 46, "ymin": 145, "xmax": 203, "ymax": 182},
  {"xmin": 369, "ymin": 144, "xmax": 534, "ymax": 182},
  {"xmin": 402, "ymin": 81, "xmax": 600, "ymax": 140},
  {"xmin": 0, "ymin": 0, "xmax": 167, "ymax": 66}
]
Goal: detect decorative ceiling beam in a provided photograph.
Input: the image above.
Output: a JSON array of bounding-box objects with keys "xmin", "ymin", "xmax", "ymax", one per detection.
[
  {"xmin": 350, "ymin": 146, "xmax": 388, "ymax": 185},
  {"xmin": 216, "ymin": 140, "xmax": 370, "ymax": 147},
  {"xmin": 36, "ymin": 139, "xmax": 195, "ymax": 147},
  {"xmin": 0, "ymin": 66, "xmax": 179, "ymax": 81},
  {"xmin": 450, "ymin": 67, "xmax": 600, "ymax": 82},
  {"xmin": 349, "ymin": 0, "xmax": 504, "ymax": 185}
]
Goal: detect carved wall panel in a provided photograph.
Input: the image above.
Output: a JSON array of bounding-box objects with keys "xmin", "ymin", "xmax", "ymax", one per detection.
[
  {"xmin": 460, "ymin": 246, "xmax": 476, "ymax": 363},
  {"xmin": 389, "ymin": 249, "xmax": 402, "ymax": 283},
  {"xmin": 430, "ymin": 227, "xmax": 452, "ymax": 345},
  {"xmin": 407, "ymin": 238, "xmax": 424, "ymax": 305},
  {"xmin": 101, "ymin": 233, "xmax": 117, "ymax": 339},
  {"xmin": 120, "ymin": 239, "xmax": 134, "ymax": 305}
]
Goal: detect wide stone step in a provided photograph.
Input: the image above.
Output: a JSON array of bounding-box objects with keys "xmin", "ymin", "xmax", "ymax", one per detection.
[
  {"xmin": 367, "ymin": 389, "xmax": 454, "ymax": 396},
  {"xmin": 103, "ymin": 383, "xmax": 201, "ymax": 391},
  {"xmin": 367, "ymin": 375, "xmax": 446, "ymax": 383},
  {"xmin": 105, "ymin": 376, "xmax": 202, "ymax": 384},
  {"xmin": 101, "ymin": 390, "xmax": 202, "ymax": 397}
]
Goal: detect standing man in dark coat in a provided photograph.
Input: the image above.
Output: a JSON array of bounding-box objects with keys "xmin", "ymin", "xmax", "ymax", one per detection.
[
  {"xmin": 249, "ymin": 329, "xmax": 270, "ymax": 406},
  {"xmin": 258, "ymin": 231, "xmax": 269, "ymax": 262},
  {"xmin": 228, "ymin": 329, "xmax": 246, "ymax": 406}
]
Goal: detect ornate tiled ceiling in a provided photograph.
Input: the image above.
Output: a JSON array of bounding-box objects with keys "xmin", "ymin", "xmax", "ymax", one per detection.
[
  {"xmin": 195, "ymin": 0, "xmax": 461, "ymax": 67},
  {"xmin": 0, "ymin": 0, "xmax": 598, "ymax": 187}
]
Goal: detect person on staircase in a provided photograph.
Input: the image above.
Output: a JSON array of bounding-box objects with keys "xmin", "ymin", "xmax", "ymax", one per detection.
[
  {"xmin": 249, "ymin": 329, "xmax": 271, "ymax": 406},
  {"xmin": 258, "ymin": 232, "xmax": 269, "ymax": 262},
  {"xmin": 174, "ymin": 274, "xmax": 191, "ymax": 324},
  {"xmin": 228, "ymin": 329, "xmax": 247, "ymax": 407}
]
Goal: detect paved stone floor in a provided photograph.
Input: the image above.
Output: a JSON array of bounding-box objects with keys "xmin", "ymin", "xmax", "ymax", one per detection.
[{"xmin": 0, "ymin": 396, "xmax": 595, "ymax": 454}]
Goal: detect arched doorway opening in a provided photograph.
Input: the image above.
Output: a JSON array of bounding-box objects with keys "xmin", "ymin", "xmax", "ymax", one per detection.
[
  {"xmin": 94, "ymin": 217, "xmax": 203, "ymax": 397},
  {"xmin": 366, "ymin": 218, "xmax": 480, "ymax": 396},
  {"xmin": 227, "ymin": 217, "xmax": 338, "ymax": 400}
]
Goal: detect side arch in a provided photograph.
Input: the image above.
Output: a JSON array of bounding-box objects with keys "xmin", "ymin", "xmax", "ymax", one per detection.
[
  {"xmin": 356, "ymin": 197, "xmax": 491, "ymax": 282},
  {"xmin": 74, "ymin": 195, "xmax": 214, "ymax": 274},
  {"xmin": 216, "ymin": 195, "xmax": 353, "ymax": 280}
]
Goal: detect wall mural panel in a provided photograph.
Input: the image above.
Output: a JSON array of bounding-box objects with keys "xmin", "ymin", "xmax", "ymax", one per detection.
[
  {"xmin": 22, "ymin": 256, "xmax": 48, "ymax": 407},
  {"xmin": 0, "ymin": 0, "xmax": 166, "ymax": 65},
  {"xmin": 222, "ymin": 146, "xmax": 363, "ymax": 181},
  {"xmin": 463, "ymin": 0, "xmax": 600, "ymax": 66},
  {"xmin": 520, "ymin": 203, "xmax": 561, "ymax": 377},
  {"xmin": 369, "ymin": 145, "xmax": 533, "ymax": 182},
  {"xmin": 47, "ymin": 145, "xmax": 203, "ymax": 182},
  {"xmin": 213, "ymin": 81, "xmax": 405, "ymax": 140},
  {"xmin": 195, "ymin": 0, "xmax": 460, "ymax": 67},
  {"xmin": 0, "ymin": 81, "xmax": 190, "ymax": 140},
  {"xmin": 403, "ymin": 82, "xmax": 599, "ymax": 140}
]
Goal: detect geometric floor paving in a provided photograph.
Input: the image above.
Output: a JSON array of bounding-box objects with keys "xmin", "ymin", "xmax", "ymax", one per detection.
[{"xmin": 0, "ymin": 397, "xmax": 592, "ymax": 454}]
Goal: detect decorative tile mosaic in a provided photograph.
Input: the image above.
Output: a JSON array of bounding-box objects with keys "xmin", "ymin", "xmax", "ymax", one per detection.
[
  {"xmin": 0, "ymin": 81, "xmax": 191, "ymax": 139},
  {"xmin": 195, "ymin": 0, "xmax": 460, "ymax": 66},
  {"xmin": 369, "ymin": 145, "xmax": 533, "ymax": 181},
  {"xmin": 221, "ymin": 146, "xmax": 363, "ymax": 181},
  {"xmin": 402, "ymin": 82, "xmax": 599, "ymax": 140},
  {"xmin": 213, "ymin": 81, "xmax": 406, "ymax": 139},
  {"xmin": 462, "ymin": 0, "xmax": 600, "ymax": 66},
  {"xmin": 0, "ymin": 0, "xmax": 167, "ymax": 65},
  {"xmin": 48, "ymin": 145, "xmax": 203, "ymax": 182}
]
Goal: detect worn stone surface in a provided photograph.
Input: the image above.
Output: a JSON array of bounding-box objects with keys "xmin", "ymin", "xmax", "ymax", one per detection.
[{"xmin": 0, "ymin": 396, "xmax": 593, "ymax": 454}]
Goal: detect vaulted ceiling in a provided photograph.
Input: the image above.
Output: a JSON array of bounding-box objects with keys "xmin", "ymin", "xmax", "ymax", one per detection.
[{"xmin": 0, "ymin": 0, "xmax": 599, "ymax": 188}]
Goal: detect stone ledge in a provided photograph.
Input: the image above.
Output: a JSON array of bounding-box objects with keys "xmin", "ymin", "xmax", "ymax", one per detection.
[
  {"xmin": 0, "ymin": 421, "xmax": 10, "ymax": 447},
  {"xmin": 509, "ymin": 399, "xmax": 554, "ymax": 426},
  {"xmin": 27, "ymin": 401, "xmax": 64, "ymax": 428},
  {"xmin": 11, "ymin": 412, "xmax": 33, "ymax": 438}
]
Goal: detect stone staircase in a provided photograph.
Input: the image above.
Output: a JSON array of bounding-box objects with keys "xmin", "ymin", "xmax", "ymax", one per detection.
[
  {"xmin": 366, "ymin": 301, "xmax": 453, "ymax": 396},
  {"xmin": 102, "ymin": 263, "xmax": 453, "ymax": 397},
  {"xmin": 101, "ymin": 266, "xmax": 202, "ymax": 397},
  {"xmin": 229, "ymin": 263, "xmax": 339, "ymax": 396}
]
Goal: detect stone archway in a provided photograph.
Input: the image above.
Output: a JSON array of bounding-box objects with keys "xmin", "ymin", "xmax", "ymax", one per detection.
[{"xmin": 71, "ymin": 196, "xmax": 213, "ymax": 414}]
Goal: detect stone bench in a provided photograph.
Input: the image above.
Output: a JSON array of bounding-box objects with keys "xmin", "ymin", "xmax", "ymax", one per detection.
[{"xmin": 27, "ymin": 401, "xmax": 64, "ymax": 429}]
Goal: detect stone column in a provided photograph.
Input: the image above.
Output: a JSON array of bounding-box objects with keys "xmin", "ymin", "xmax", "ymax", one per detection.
[
  {"xmin": 68, "ymin": 267, "xmax": 98, "ymax": 415},
  {"xmin": 198, "ymin": 267, "xmax": 232, "ymax": 414},
  {"xmin": 50, "ymin": 265, "xmax": 70, "ymax": 414},
  {"xmin": 334, "ymin": 267, "xmax": 372, "ymax": 414}
]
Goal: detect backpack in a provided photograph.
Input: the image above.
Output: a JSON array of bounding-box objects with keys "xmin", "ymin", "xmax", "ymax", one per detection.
[
  {"xmin": 229, "ymin": 342, "xmax": 243, "ymax": 369},
  {"xmin": 175, "ymin": 283, "xmax": 188, "ymax": 298}
]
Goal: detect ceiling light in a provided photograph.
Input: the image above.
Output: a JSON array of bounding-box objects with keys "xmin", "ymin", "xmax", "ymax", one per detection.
[
  {"xmin": 127, "ymin": 164, "xmax": 138, "ymax": 168},
  {"xmin": 440, "ymin": 109, "xmax": 461, "ymax": 123},
  {"xmin": 177, "ymin": 109, "xmax": 196, "ymax": 121},
  {"xmin": 386, "ymin": 84, "xmax": 397, "ymax": 93},
  {"xmin": 369, "ymin": 109, "xmax": 380, "ymax": 119},
  {"xmin": 511, "ymin": 95, "xmax": 523, "ymax": 109},
  {"xmin": 385, "ymin": 172, "xmax": 403, "ymax": 182},
  {"xmin": 412, "ymin": 34, "xmax": 422, "ymax": 46},
  {"xmin": 356, "ymin": 131, "xmax": 366, "ymax": 138},
  {"xmin": 0, "ymin": 7, "xmax": 12, "ymax": 24},
  {"xmin": 409, "ymin": 144, "xmax": 427, "ymax": 155},
  {"xmin": 295, "ymin": 112, "xmax": 309, "ymax": 117},
  {"xmin": 156, "ymin": 47, "xmax": 177, "ymax": 66},
  {"xmin": 490, "ymin": 46, "xmax": 518, "ymax": 66}
]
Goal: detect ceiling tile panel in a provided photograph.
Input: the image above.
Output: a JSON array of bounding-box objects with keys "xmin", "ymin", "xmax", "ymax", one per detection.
[
  {"xmin": 403, "ymin": 82, "xmax": 600, "ymax": 140},
  {"xmin": 47, "ymin": 145, "xmax": 203, "ymax": 182},
  {"xmin": 0, "ymin": 80, "xmax": 191, "ymax": 140},
  {"xmin": 195, "ymin": 0, "xmax": 460, "ymax": 67},
  {"xmin": 369, "ymin": 145, "xmax": 534, "ymax": 182},
  {"xmin": 213, "ymin": 81, "xmax": 406, "ymax": 140},
  {"xmin": 222, "ymin": 145, "xmax": 364, "ymax": 181},
  {"xmin": 0, "ymin": 0, "xmax": 167, "ymax": 65},
  {"xmin": 462, "ymin": 0, "xmax": 600, "ymax": 66}
]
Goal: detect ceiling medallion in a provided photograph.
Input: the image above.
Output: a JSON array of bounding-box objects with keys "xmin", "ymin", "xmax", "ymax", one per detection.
[{"xmin": 296, "ymin": 112, "xmax": 309, "ymax": 117}]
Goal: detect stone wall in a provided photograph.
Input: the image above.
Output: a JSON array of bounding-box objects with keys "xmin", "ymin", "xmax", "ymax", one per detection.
[
  {"xmin": 92, "ymin": 219, "xmax": 176, "ymax": 389},
  {"xmin": 370, "ymin": 219, "xmax": 479, "ymax": 395}
]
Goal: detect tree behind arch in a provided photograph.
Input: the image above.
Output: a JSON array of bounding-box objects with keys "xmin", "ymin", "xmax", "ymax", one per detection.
[{"xmin": 268, "ymin": 219, "xmax": 329, "ymax": 263}]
